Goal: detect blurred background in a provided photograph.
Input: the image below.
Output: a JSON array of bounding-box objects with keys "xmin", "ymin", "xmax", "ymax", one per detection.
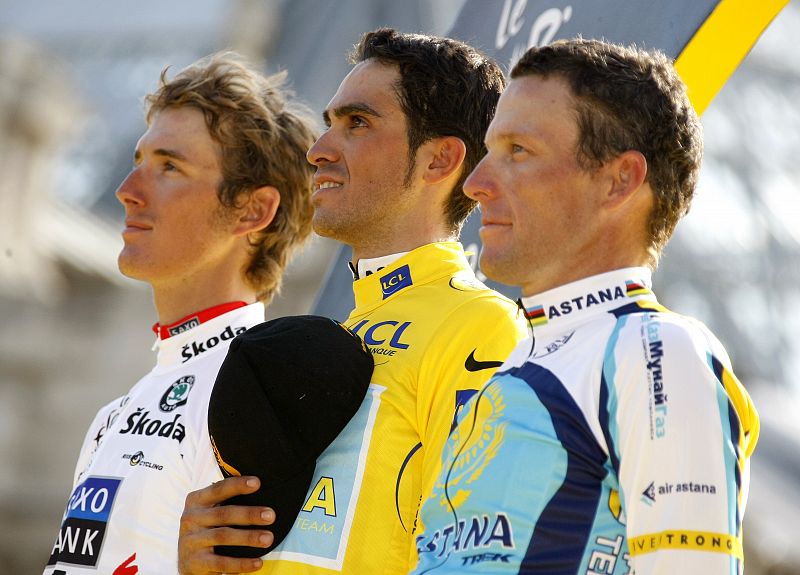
[{"xmin": 0, "ymin": 1, "xmax": 797, "ymax": 572}]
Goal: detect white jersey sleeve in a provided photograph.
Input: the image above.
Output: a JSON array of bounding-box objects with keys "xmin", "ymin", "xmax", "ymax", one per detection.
[{"xmin": 608, "ymin": 311, "xmax": 759, "ymax": 574}]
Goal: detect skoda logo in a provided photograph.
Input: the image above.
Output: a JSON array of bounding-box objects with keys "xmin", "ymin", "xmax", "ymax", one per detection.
[{"xmin": 159, "ymin": 375, "xmax": 195, "ymax": 412}]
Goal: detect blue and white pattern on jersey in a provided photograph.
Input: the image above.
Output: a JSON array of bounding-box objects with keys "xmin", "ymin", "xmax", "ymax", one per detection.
[{"xmin": 412, "ymin": 268, "xmax": 758, "ymax": 575}]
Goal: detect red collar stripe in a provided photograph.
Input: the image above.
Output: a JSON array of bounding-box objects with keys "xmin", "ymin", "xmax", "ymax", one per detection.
[{"xmin": 152, "ymin": 301, "xmax": 248, "ymax": 340}]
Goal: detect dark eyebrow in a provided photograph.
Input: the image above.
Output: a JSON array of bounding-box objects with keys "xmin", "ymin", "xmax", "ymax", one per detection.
[{"xmin": 321, "ymin": 103, "xmax": 382, "ymax": 126}]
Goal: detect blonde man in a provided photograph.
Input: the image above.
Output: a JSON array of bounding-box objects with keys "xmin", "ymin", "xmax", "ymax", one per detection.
[{"xmin": 44, "ymin": 52, "xmax": 317, "ymax": 575}]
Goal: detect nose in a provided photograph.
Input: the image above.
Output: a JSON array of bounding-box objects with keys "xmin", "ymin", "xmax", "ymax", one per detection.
[
  {"xmin": 306, "ymin": 130, "xmax": 338, "ymax": 167},
  {"xmin": 114, "ymin": 168, "xmax": 145, "ymax": 208},
  {"xmin": 463, "ymin": 156, "xmax": 495, "ymax": 202}
]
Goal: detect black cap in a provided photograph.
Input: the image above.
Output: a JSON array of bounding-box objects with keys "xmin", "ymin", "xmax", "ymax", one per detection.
[{"xmin": 207, "ymin": 315, "xmax": 373, "ymax": 557}]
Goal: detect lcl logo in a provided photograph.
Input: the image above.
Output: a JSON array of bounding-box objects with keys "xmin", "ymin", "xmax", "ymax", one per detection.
[{"xmin": 380, "ymin": 265, "xmax": 413, "ymax": 299}]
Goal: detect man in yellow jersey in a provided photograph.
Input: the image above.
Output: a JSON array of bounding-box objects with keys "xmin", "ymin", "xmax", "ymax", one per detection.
[{"xmin": 177, "ymin": 29, "xmax": 528, "ymax": 575}]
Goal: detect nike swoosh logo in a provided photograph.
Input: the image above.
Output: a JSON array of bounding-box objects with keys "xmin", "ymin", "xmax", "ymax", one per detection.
[{"xmin": 464, "ymin": 349, "xmax": 503, "ymax": 372}]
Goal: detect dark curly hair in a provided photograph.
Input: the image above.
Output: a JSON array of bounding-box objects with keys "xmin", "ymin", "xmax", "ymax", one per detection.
[
  {"xmin": 512, "ymin": 38, "xmax": 703, "ymax": 264},
  {"xmin": 351, "ymin": 28, "xmax": 506, "ymax": 236}
]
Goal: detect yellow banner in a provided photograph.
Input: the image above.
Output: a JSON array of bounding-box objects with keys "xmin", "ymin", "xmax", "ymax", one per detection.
[{"xmin": 676, "ymin": 0, "xmax": 789, "ymax": 114}]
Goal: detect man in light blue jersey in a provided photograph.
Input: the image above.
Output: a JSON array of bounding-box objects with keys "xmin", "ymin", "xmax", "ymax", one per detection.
[{"xmin": 411, "ymin": 38, "xmax": 759, "ymax": 575}]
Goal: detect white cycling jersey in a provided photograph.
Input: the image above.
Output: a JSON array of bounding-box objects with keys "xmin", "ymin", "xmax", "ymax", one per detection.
[
  {"xmin": 44, "ymin": 303, "xmax": 265, "ymax": 575},
  {"xmin": 411, "ymin": 268, "xmax": 759, "ymax": 575}
]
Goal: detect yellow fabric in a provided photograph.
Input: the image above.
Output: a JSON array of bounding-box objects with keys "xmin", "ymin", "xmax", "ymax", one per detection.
[
  {"xmin": 718, "ymin": 364, "xmax": 760, "ymax": 459},
  {"xmin": 256, "ymin": 242, "xmax": 527, "ymax": 574},
  {"xmin": 675, "ymin": 0, "xmax": 788, "ymax": 114},
  {"xmin": 628, "ymin": 529, "xmax": 743, "ymax": 559}
]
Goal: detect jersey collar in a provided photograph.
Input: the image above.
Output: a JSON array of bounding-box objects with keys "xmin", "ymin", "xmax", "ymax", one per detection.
[
  {"xmin": 351, "ymin": 242, "xmax": 472, "ymax": 313},
  {"xmin": 152, "ymin": 301, "xmax": 249, "ymax": 340},
  {"xmin": 154, "ymin": 302, "xmax": 265, "ymax": 370},
  {"xmin": 348, "ymin": 251, "xmax": 409, "ymax": 280},
  {"xmin": 519, "ymin": 267, "xmax": 658, "ymax": 335}
]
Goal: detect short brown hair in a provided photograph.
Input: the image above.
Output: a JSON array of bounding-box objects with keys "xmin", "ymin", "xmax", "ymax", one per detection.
[
  {"xmin": 145, "ymin": 52, "xmax": 317, "ymax": 303},
  {"xmin": 511, "ymin": 38, "xmax": 703, "ymax": 264},
  {"xmin": 351, "ymin": 28, "xmax": 506, "ymax": 236}
]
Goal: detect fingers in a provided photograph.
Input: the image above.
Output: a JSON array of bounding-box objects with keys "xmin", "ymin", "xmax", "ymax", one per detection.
[
  {"xmin": 181, "ymin": 476, "xmax": 275, "ymax": 530},
  {"xmin": 179, "ymin": 528, "xmax": 271, "ymax": 575},
  {"xmin": 187, "ymin": 476, "xmax": 262, "ymax": 507},
  {"xmin": 211, "ymin": 527, "xmax": 274, "ymax": 549},
  {"xmin": 178, "ymin": 477, "xmax": 277, "ymax": 574},
  {"xmin": 178, "ymin": 544, "xmax": 264, "ymax": 574},
  {"xmin": 182, "ymin": 503, "xmax": 276, "ymax": 531}
]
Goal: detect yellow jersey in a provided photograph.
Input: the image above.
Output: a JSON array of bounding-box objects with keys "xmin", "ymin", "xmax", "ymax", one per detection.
[{"xmin": 258, "ymin": 242, "xmax": 527, "ymax": 574}]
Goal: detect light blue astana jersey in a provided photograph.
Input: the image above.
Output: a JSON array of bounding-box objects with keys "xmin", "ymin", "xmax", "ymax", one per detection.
[{"xmin": 411, "ymin": 268, "xmax": 759, "ymax": 575}]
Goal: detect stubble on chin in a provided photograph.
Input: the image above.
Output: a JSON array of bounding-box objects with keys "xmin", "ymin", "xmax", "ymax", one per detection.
[
  {"xmin": 311, "ymin": 207, "xmax": 361, "ymax": 245},
  {"xmin": 310, "ymin": 210, "xmax": 337, "ymax": 239},
  {"xmin": 478, "ymin": 246, "xmax": 521, "ymax": 287}
]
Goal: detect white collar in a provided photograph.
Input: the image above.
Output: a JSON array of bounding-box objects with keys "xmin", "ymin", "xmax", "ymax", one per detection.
[
  {"xmin": 153, "ymin": 302, "xmax": 265, "ymax": 371},
  {"xmin": 520, "ymin": 267, "xmax": 657, "ymax": 335},
  {"xmin": 349, "ymin": 251, "xmax": 409, "ymax": 280}
]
